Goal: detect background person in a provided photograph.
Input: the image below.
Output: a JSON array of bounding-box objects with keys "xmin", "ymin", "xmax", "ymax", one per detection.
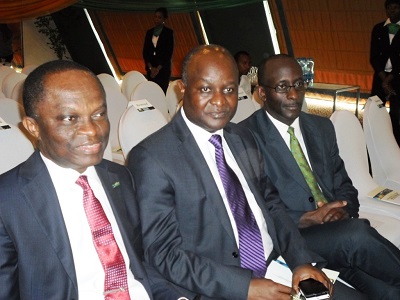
[{"xmin": 143, "ymin": 7, "xmax": 174, "ymax": 94}]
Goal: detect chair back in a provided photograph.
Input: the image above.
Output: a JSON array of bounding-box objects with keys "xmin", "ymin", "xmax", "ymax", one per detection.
[
  {"xmin": 131, "ymin": 81, "xmax": 170, "ymax": 121},
  {"xmin": 98, "ymin": 73, "xmax": 121, "ymax": 92},
  {"xmin": 121, "ymin": 70, "xmax": 147, "ymax": 100},
  {"xmin": 363, "ymin": 96, "xmax": 400, "ymax": 190},
  {"xmin": 231, "ymin": 87, "xmax": 256, "ymax": 123},
  {"xmin": 0, "ymin": 66, "xmax": 15, "ymax": 90},
  {"xmin": 0, "ymin": 118, "xmax": 34, "ymax": 175},
  {"xmin": 0, "ymin": 97, "xmax": 25, "ymax": 126},
  {"xmin": 165, "ymin": 79, "xmax": 182, "ymax": 117},
  {"xmin": 2, "ymin": 72, "xmax": 26, "ymax": 99},
  {"xmin": 21, "ymin": 64, "xmax": 38, "ymax": 75},
  {"xmin": 119, "ymin": 99, "xmax": 168, "ymax": 159},
  {"xmin": 330, "ymin": 110, "xmax": 379, "ymax": 198}
]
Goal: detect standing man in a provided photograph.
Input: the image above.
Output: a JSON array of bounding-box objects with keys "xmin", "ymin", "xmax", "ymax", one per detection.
[
  {"xmin": 370, "ymin": 0, "xmax": 400, "ymax": 146},
  {"xmin": 240, "ymin": 53, "xmax": 400, "ymax": 299},
  {"xmin": 0, "ymin": 60, "xmax": 177, "ymax": 299},
  {"xmin": 127, "ymin": 44, "xmax": 369, "ymax": 300}
]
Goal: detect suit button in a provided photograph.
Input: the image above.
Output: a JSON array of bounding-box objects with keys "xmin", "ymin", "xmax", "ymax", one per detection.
[
  {"xmin": 308, "ymin": 197, "xmax": 314, "ymax": 203},
  {"xmin": 232, "ymin": 252, "xmax": 238, "ymax": 258}
]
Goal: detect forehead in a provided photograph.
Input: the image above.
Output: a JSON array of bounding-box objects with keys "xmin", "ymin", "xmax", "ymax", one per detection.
[
  {"xmin": 266, "ymin": 57, "xmax": 303, "ymax": 81},
  {"xmin": 187, "ymin": 50, "xmax": 237, "ymax": 81},
  {"xmin": 238, "ymin": 54, "xmax": 250, "ymax": 62}
]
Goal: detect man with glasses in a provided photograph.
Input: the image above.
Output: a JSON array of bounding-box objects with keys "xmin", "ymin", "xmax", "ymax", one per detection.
[{"xmin": 240, "ymin": 54, "xmax": 400, "ymax": 299}]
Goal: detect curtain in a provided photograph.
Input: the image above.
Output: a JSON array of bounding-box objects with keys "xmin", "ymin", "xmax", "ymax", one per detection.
[
  {"xmin": 0, "ymin": 0, "xmax": 78, "ymax": 23},
  {"xmin": 75, "ymin": 0, "xmax": 263, "ymax": 12}
]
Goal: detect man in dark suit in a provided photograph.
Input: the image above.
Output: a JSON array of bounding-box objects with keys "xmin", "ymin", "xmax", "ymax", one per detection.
[
  {"xmin": 125, "ymin": 44, "xmax": 375, "ymax": 300},
  {"xmin": 0, "ymin": 60, "xmax": 179, "ymax": 299},
  {"xmin": 143, "ymin": 7, "xmax": 174, "ymax": 94},
  {"xmin": 370, "ymin": 0, "xmax": 400, "ymax": 146},
  {"xmin": 240, "ymin": 54, "xmax": 400, "ymax": 299}
]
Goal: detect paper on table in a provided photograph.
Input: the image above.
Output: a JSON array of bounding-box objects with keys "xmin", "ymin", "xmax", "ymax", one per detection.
[{"xmin": 368, "ymin": 186, "xmax": 400, "ymax": 206}]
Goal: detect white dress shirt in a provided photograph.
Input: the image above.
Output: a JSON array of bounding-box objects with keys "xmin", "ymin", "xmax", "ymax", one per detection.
[
  {"xmin": 42, "ymin": 154, "xmax": 150, "ymax": 300},
  {"xmin": 181, "ymin": 109, "xmax": 274, "ymax": 266}
]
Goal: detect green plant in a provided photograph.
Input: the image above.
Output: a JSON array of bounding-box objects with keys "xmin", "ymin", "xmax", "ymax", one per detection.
[{"xmin": 34, "ymin": 16, "xmax": 68, "ymax": 60}]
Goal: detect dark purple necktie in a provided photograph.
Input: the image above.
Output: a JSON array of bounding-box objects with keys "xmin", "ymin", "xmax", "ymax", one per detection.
[{"xmin": 209, "ymin": 134, "xmax": 266, "ymax": 278}]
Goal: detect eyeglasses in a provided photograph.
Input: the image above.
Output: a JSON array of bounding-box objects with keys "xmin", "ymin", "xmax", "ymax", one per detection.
[{"xmin": 264, "ymin": 81, "xmax": 308, "ymax": 93}]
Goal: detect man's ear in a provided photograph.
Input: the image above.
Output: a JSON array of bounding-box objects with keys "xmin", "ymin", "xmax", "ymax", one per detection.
[
  {"xmin": 22, "ymin": 116, "xmax": 40, "ymax": 140},
  {"xmin": 177, "ymin": 79, "xmax": 185, "ymax": 95},
  {"xmin": 256, "ymin": 85, "xmax": 267, "ymax": 103}
]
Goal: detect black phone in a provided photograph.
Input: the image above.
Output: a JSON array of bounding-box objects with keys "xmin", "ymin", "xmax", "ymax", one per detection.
[{"xmin": 299, "ymin": 278, "xmax": 330, "ymax": 300}]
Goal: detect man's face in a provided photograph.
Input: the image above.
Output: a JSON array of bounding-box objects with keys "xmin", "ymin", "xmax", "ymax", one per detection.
[
  {"xmin": 386, "ymin": 3, "xmax": 400, "ymax": 23},
  {"xmin": 259, "ymin": 57, "xmax": 305, "ymax": 126},
  {"xmin": 24, "ymin": 70, "xmax": 110, "ymax": 173},
  {"xmin": 237, "ymin": 54, "xmax": 251, "ymax": 76},
  {"xmin": 182, "ymin": 49, "xmax": 239, "ymax": 132}
]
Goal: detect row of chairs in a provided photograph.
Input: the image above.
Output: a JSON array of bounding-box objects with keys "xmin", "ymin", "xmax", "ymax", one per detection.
[{"xmin": 330, "ymin": 97, "xmax": 400, "ymax": 247}]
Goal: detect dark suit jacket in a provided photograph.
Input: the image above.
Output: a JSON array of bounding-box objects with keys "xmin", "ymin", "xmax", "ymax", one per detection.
[
  {"xmin": 370, "ymin": 20, "xmax": 400, "ymax": 100},
  {"xmin": 240, "ymin": 110, "xmax": 359, "ymax": 225},
  {"xmin": 127, "ymin": 111, "xmax": 325, "ymax": 300},
  {"xmin": 0, "ymin": 151, "xmax": 160, "ymax": 299},
  {"xmin": 143, "ymin": 26, "xmax": 174, "ymax": 75}
]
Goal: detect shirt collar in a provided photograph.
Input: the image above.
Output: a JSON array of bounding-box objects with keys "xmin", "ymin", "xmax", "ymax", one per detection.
[{"xmin": 265, "ymin": 110, "xmax": 301, "ymax": 137}]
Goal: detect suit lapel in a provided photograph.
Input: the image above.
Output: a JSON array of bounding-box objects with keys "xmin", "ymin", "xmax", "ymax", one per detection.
[
  {"xmin": 20, "ymin": 152, "xmax": 78, "ymax": 291},
  {"xmin": 255, "ymin": 110, "xmax": 310, "ymax": 192},
  {"xmin": 171, "ymin": 113, "xmax": 237, "ymax": 243}
]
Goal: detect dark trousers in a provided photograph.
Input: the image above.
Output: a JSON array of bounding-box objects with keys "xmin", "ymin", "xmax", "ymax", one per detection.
[{"xmin": 301, "ymin": 218, "xmax": 400, "ymax": 300}]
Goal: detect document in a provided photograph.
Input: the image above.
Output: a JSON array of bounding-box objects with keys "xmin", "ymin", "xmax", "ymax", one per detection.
[{"xmin": 368, "ymin": 186, "xmax": 400, "ymax": 206}]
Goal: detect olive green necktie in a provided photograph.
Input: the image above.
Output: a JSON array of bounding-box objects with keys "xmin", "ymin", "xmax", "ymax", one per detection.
[{"xmin": 288, "ymin": 126, "xmax": 328, "ymax": 207}]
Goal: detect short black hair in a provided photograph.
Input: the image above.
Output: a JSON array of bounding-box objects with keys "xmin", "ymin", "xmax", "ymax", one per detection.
[
  {"xmin": 234, "ymin": 51, "xmax": 250, "ymax": 63},
  {"xmin": 257, "ymin": 53, "xmax": 294, "ymax": 86},
  {"xmin": 385, "ymin": 0, "xmax": 400, "ymax": 8},
  {"xmin": 155, "ymin": 7, "xmax": 168, "ymax": 19},
  {"xmin": 23, "ymin": 60, "xmax": 105, "ymax": 118}
]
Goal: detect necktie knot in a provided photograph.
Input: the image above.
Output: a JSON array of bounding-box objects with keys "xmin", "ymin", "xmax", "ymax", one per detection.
[
  {"xmin": 76, "ymin": 175, "xmax": 90, "ymax": 190},
  {"xmin": 287, "ymin": 126, "xmax": 295, "ymax": 137},
  {"xmin": 388, "ymin": 23, "xmax": 400, "ymax": 35},
  {"xmin": 209, "ymin": 134, "xmax": 223, "ymax": 149}
]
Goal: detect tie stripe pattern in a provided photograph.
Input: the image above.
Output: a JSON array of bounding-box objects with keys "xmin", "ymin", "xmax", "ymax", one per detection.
[
  {"xmin": 76, "ymin": 175, "xmax": 131, "ymax": 300},
  {"xmin": 209, "ymin": 134, "xmax": 266, "ymax": 278},
  {"xmin": 287, "ymin": 127, "xmax": 328, "ymax": 207}
]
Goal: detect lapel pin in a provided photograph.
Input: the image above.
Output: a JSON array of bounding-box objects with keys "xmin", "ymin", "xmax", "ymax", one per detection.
[{"xmin": 112, "ymin": 181, "xmax": 120, "ymax": 188}]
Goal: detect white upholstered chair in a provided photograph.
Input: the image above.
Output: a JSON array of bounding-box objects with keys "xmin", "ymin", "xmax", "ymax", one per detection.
[
  {"xmin": 0, "ymin": 120, "xmax": 35, "ymax": 175},
  {"xmin": 330, "ymin": 110, "xmax": 400, "ymax": 247},
  {"xmin": 118, "ymin": 100, "xmax": 168, "ymax": 159},
  {"xmin": 121, "ymin": 70, "xmax": 147, "ymax": 100},
  {"xmin": 230, "ymin": 86, "xmax": 256, "ymax": 123},
  {"xmin": 363, "ymin": 96, "xmax": 400, "ymax": 190},
  {"xmin": 2, "ymin": 72, "xmax": 26, "ymax": 99},
  {"xmin": 130, "ymin": 81, "xmax": 170, "ymax": 121},
  {"xmin": 165, "ymin": 79, "xmax": 182, "ymax": 118},
  {"xmin": 0, "ymin": 97, "xmax": 25, "ymax": 126},
  {"xmin": 21, "ymin": 64, "xmax": 38, "ymax": 76}
]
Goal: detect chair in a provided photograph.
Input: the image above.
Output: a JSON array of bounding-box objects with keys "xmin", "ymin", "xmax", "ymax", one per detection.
[
  {"xmin": 97, "ymin": 73, "xmax": 121, "ymax": 92},
  {"xmin": 330, "ymin": 110, "xmax": 400, "ymax": 246},
  {"xmin": 0, "ymin": 97, "xmax": 25, "ymax": 126},
  {"xmin": 0, "ymin": 119, "xmax": 35, "ymax": 175},
  {"xmin": 103, "ymin": 86, "xmax": 127, "ymax": 151},
  {"xmin": 118, "ymin": 100, "xmax": 168, "ymax": 159},
  {"xmin": 363, "ymin": 96, "xmax": 400, "ymax": 190},
  {"xmin": 230, "ymin": 87, "xmax": 256, "ymax": 123},
  {"xmin": 0, "ymin": 66, "xmax": 15, "ymax": 88},
  {"xmin": 2, "ymin": 72, "xmax": 27, "ymax": 99},
  {"xmin": 131, "ymin": 81, "xmax": 170, "ymax": 121},
  {"xmin": 21, "ymin": 64, "xmax": 38, "ymax": 75},
  {"xmin": 165, "ymin": 79, "xmax": 182, "ymax": 117},
  {"xmin": 120, "ymin": 70, "xmax": 147, "ymax": 100}
]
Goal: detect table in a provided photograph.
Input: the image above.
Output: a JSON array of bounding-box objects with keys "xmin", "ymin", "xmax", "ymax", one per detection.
[{"xmin": 306, "ymin": 83, "xmax": 361, "ymax": 117}]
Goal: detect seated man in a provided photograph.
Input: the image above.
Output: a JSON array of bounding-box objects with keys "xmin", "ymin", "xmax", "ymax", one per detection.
[
  {"xmin": 234, "ymin": 50, "xmax": 252, "ymax": 98},
  {"xmin": 240, "ymin": 53, "xmax": 400, "ymax": 299},
  {"xmin": 0, "ymin": 60, "xmax": 178, "ymax": 299},
  {"xmin": 127, "ymin": 44, "xmax": 368, "ymax": 300}
]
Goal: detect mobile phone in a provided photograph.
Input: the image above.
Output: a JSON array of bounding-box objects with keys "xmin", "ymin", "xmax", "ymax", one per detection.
[{"xmin": 299, "ymin": 278, "xmax": 330, "ymax": 300}]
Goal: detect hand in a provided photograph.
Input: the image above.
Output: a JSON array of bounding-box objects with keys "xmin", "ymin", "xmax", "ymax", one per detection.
[
  {"xmin": 247, "ymin": 278, "xmax": 293, "ymax": 300},
  {"xmin": 292, "ymin": 264, "xmax": 333, "ymax": 297},
  {"xmin": 150, "ymin": 67, "xmax": 159, "ymax": 78},
  {"xmin": 298, "ymin": 200, "xmax": 348, "ymax": 228}
]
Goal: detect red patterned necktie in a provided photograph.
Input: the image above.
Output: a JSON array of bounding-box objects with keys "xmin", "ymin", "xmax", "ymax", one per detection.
[
  {"xmin": 76, "ymin": 175, "xmax": 131, "ymax": 300},
  {"xmin": 209, "ymin": 134, "xmax": 266, "ymax": 278}
]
